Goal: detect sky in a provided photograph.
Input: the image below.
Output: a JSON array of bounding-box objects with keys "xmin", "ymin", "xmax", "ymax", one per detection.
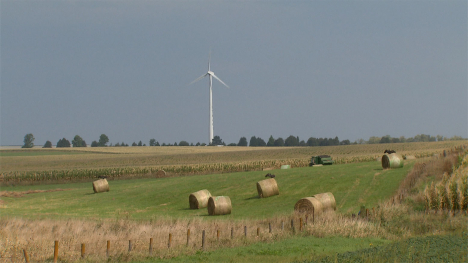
[{"xmin": 1, "ymin": 1, "xmax": 467, "ymax": 146}]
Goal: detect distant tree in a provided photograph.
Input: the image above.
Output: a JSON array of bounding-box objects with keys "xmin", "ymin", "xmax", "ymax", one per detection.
[
  {"xmin": 72, "ymin": 135, "xmax": 85, "ymax": 147},
  {"xmin": 237, "ymin": 137, "xmax": 248, "ymax": 146},
  {"xmin": 368, "ymin": 136, "xmax": 381, "ymax": 144},
  {"xmin": 340, "ymin": 139, "xmax": 351, "ymax": 145},
  {"xmin": 299, "ymin": 140, "xmax": 306, "ymax": 146},
  {"xmin": 212, "ymin": 135, "xmax": 224, "ymax": 146},
  {"xmin": 399, "ymin": 136, "xmax": 406, "ymax": 143},
  {"xmin": 285, "ymin": 135, "xmax": 298, "ymax": 146},
  {"xmin": 91, "ymin": 141, "xmax": 99, "ymax": 147},
  {"xmin": 267, "ymin": 135, "xmax": 275, "ymax": 146},
  {"xmin": 380, "ymin": 135, "xmax": 391, "ymax": 144},
  {"xmin": 249, "ymin": 136, "xmax": 258, "ymax": 147},
  {"xmin": 332, "ymin": 136, "xmax": 340, "ymax": 146},
  {"xmin": 179, "ymin": 140, "xmax": 190, "ymax": 146},
  {"xmin": 391, "ymin": 137, "xmax": 400, "ymax": 143},
  {"xmin": 174, "ymin": 142, "xmax": 178, "ymax": 146},
  {"xmin": 155, "ymin": 141, "xmax": 160, "ymax": 146},
  {"xmin": 114, "ymin": 142, "xmax": 121, "ymax": 147},
  {"xmin": 355, "ymin": 138, "xmax": 365, "ymax": 144},
  {"xmin": 200, "ymin": 143, "xmax": 206, "ymax": 146},
  {"xmin": 132, "ymin": 142, "xmax": 137, "ymax": 146},
  {"xmin": 257, "ymin": 137, "xmax": 266, "ymax": 146},
  {"xmin": 138, "ymin": 141, "xmax": 143, "ymax": 146},
  {"xmin": 43, "ymin": 140, "xmax": 52, "ymax": 148},
  {"xmin": 196, "ymin": 142, "xmax": 200, "ymax": 146},
  {"xmin": 98, "ymin": 134, "xmax": 109, "ymax": 147},
  {"xmin": 274, "ymin": 137, "xmax": 284, "ymax": 146},
  {"xmin": 22, "ymin": 133, "xmax": 35, "ymax": 148},
  {"xmin": 436, "ymin": 135, "xmax": 445, "ymax": 142},
  {"xmin": 190, "ymin": 143, "xmax": 194, "ymax": 146},
  {"xmin": 56, "ymin": 138, "xmax": 71, "ymax": 147},
  {"xmin": 162, "ymin": 143, "xmax": 167, "ymax": 146},
  {"xmin": 149, "ymin": 139, "xmax": 157, "ymax": 146},
  {"xmin": 227, "ymin": 143, "xmax": 237, "ymax": 146},
  {"xmin": 307, "ymin": 137, "xmax": 318, "ymax": 146}
]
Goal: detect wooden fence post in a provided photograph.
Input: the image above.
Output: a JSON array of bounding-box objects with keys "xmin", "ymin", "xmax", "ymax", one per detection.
[
  {"xmin": 54, "ymin": 241, "xmax": 58, "ymax": 263},
  {"xmin": 217, "ymin": 230, "xmax": 220, "ymax": 241},
  {"xmin": 231, "ymin": 227, "xmax": 234, "ymax": 239},
  {"xmin": 106, "ymin": 240, "xmax": 110, "ymax": 258},
  {"xmin": 291, "ymin": 219, "xmax": 295, "ymax": 233},
  {"xmin": 128, "ymin": 240, "xmax": 132, "ymax": 252},
  {"xmin": 257, "ymin": 227, "xmax": 260, "ymax": 237},
  {"xmin": 149, "ymin": 238, "xmax": 153, "ymax": 255},
  {"xmin": 244, "ymin": 226, "xmax": 247, "ymax": 237},
  {"xmin": 23, "ymin": 249, "xmax": 30, "ymax": 263},
  {"xmin": 202, "ymin": 230, "xmax": 206, "ymax": 250},
  {"xmin": 168, "ymin": 233, "xmax": 172, "ymax": 248},
  {"xmin": 187, "ymin": 229, "xmax": 190, "ymax": 246},
  {"xmin": 81, "ymin": 243, "xmax": 85, "ymax": 258},
  {"xmin": 269, "ymin": 223, "xmax": 272, "ymax": 233}
]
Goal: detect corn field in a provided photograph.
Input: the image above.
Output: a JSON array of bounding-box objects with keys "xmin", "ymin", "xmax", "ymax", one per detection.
[
  {"xmin": 424, "ymin": 147, "xmax": 468, "ymax": 212},
  {"xmin": 1, "ymin": 141, "xmax": 466, "ymax": 184}
]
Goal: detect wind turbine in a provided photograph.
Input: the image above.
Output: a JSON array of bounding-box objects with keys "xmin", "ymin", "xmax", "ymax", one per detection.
[{"xmin": 189, "ymin": 52, "xmax": 229, "ymax": 145}]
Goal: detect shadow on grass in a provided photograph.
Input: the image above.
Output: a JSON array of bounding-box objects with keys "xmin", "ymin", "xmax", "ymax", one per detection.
[{"xmin": 245, "ymin": 196, "xmax": 260, "ymax": 200}]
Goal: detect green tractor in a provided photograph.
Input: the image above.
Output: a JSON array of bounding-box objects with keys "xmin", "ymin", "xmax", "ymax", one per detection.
[{"xmin": 309, "ymin": 155, "xmax": 333, "ymax": 166}]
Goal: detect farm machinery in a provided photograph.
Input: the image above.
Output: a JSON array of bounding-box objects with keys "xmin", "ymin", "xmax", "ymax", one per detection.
[{"xmin": 309, "ymin": 155, "xmax": 333, "ymax": 166}]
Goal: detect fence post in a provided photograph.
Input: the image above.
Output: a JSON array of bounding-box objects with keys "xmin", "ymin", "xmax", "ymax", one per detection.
[
  {"xmin": 187, "ymin": 229, "xmax": 190, "ymax": 246},
  {"xmin": 291, "ymin": 219, "xmax": 295, "ymax": 233},
  {"xmin": 244, "ymin": 226, "xmax": 247, "ymax": 237},
  {"xmin": 54, "ymin": 241, "xmax": 58, "ymax": 263},
  {"xmin": 257, "ymin": 227, "xmax": 260, "ymax": 237},
  {"xmin": 106, "ymin": 240, "xmax": 110, "ymax": 258},
  {"xmin": 217, "ymin": 230, "xmax": 220, "ymax": 241},
  {"xmin": 168, "ymin": 233, "xmax": 172, "ymax": 249},
  {"xmin": 23, "ymin": 249, "xmax": 30, "ymax": 263},
  {"xmin": 149, "ymin": 238, "xmax": 153, "ymax": 255},
  {"xmin": 202, "ymin": 230, "xmax": 206, "ymax": 250},
  {"xmin": 128, "ymin": 240, "xmax": 132, "ymax": 252},
  {"xmin": 269, "ymin": 223, "xmax": 272, "ymax": 233},
  {"xmin": 231, "ymin": 227, "xmax": 234, "ymax": 239},
  {"xmin": 81, "ymin": 243, "xmax": 85, "ymax": 259},
  {"xmin": 281, "ymin": 221, "xmax": 284, "ymax": 231}
]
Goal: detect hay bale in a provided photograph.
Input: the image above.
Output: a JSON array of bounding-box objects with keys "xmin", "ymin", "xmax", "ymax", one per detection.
[
  {"xmin": 280, "ymin": 165, "xmax": 290, "ymax": 169},
  {"xmin": 256, "ymin": 178, "xmax": 279, "ymax": 198},
  {"xmin": 207, "ymin": 196, "xmax": 231, "ymax": 215},
  {"xmin": 294, "ymin": 197, "xmax": 323, "ymax": 215},
  {"xmin": 382, "ymin": 153, "xmax": 404, "ymax": 169},
  {"xmin": 93, "ymin": 179, "xmax": 109, "ymax": 193},
  {"xmin": 313, "ymin": 192, "xmax": 336, "ymax": 211},
  {"xmin": 189, "ymin": 189, "xmax": 212, "ymax": 209},
  {"xmin": 156, "ymin": 170, "xmax": 166, "ymax": 177}
]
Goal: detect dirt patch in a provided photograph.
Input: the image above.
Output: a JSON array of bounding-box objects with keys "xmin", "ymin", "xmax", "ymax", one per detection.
[{"xmin": 0, "ymin": 188, "xmax": 72, "ymax": 198}]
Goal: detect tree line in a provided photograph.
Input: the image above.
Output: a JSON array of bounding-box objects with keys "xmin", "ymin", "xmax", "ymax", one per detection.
[{"xmin": 22, "ymin": 133, "xmax": 465, "ymax": 149}]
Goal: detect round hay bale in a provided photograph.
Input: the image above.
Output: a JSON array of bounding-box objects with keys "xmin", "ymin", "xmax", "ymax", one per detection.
[
  {"xmin": 381, "ymin": 153, "xmax": 404, "ymax": 169},
  {"xmin": 189, "ymin": 189, "xmax": 212, "ymax": 209},
  {"xmin": 93, "ymin": 179, "xmax": 109, "ymax": 193},
  {"xmin": 280, "ymin": 165, "xmax": 290, "ymax": 169},
  {"xmin": 313, "ymin": 192, "xmax": 336, "ymax": 211},
  {"xmin": 294, "ymin": 197, "xmax": 323, "ymax": 215},
  {"xmin": 207, "ymin": 196, "xmax": 231, "ymax": 216},
  {"xmin": 256, "ymin": 178, "xmax": 279, "ymax": 198},
  {"xmin": 156, "ymin": 170, "xmax": 166, "ymax": 177}
]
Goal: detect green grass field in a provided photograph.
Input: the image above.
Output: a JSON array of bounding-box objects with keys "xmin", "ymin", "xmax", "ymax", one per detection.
[{"xmin": 1, "ymin": 161, "xmax": 413, "ymax": 219}]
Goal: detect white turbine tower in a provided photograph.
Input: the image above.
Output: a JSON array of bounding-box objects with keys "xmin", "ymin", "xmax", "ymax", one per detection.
[{"xmin": 189, "ymin": 52, "xmax": 229, "ymax": 145}]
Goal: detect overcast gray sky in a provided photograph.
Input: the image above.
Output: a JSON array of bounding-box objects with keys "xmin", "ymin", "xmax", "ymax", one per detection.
[{"xmin": 1, "ymin": 1, "xmax": 467, "ymax": 146}]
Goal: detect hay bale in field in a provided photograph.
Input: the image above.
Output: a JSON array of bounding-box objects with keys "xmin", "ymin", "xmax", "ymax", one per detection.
[
  {"xmin": 313, "ymin": 192, "xmax": 336, "ymax": 211},
  {"xmin": 189, "ymin": 189, "xmax": 212, "ymax": 209},
  {"xmin": 155, "ymin": 170, "xmax": 166, "ymax": 177},
  {"xmin": 382, "ymin": 153, "xmax": 404, "ymax": 169},
  {"xmin": 294, "ymin": 197, "xmax": 323, "ymax": 215},
  {"xmin": 281, "ymin": 165, "xmax": 290, "ymax": 169},
  {"xmin": 93, "ymin": 179, "xmax": 109, "ymax": 193},
  {"xmin": 207, "ymin": 196, "xmax": 231, "ymax": 215},
  {"xmin": 256, "ymin": 178, "xmax": 279, "ymax": 198}
]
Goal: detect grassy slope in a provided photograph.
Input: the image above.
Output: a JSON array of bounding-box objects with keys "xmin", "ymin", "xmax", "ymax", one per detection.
[{"xmin": 1, "ymin": 161, "xmax": 413, "ymax": 219}]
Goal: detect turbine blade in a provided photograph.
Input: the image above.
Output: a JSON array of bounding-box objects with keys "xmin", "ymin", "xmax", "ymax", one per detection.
[
  {"xmin": 189, "ymin": 73, "xmax": 208, "ymax": 85},
  {"xmin": 208, "ymin": 51, "xmax": 211, "ymax": 71},
  {"xmin": 211, "ymin": 73, "xmax": 229, "ymax": 88}
]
